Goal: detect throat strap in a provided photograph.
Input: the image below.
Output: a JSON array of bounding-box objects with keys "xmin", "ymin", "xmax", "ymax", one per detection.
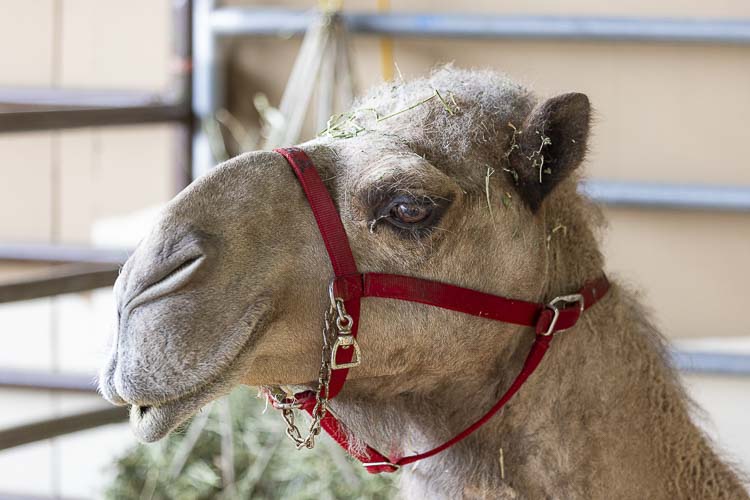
[
  {"xmin": 273, "ymin": 147, "xmax": 610, "ymax": 473},
  {"xmin": 303, "ymin": 274, "xmax": 609, "ymax": 473}
]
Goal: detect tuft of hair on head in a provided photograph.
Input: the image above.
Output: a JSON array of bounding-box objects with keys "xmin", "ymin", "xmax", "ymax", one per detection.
[{"xmin": 505, "ymin": 93, "xmax": 591, "ymax": 212}]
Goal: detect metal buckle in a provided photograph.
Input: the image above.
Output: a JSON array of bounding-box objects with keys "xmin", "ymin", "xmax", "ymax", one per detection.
[
  {"xmin": 363, "ymin": 461, "xmax": 401, "ymax": 470},
  {"xmin": 265, "ymin": 388, "xmax": 304, "ymax": 410},
  {"xmin": 331, "ymin": 334, "xmax": 362, "ymax": 369},
  {"xmin": 328, "ymin": 279, "xmax": 341, "ymax": 311},
  {"xmin": 540, "ymin": 293, "xmax": 585, "ymax": 336},
  {"xmin": 328, "ymin": 278, "xmax": 362, "ymax": 370}
]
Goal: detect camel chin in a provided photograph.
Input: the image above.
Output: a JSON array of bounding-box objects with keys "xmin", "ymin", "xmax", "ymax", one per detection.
[
  {"xmin": 127, "ymin": 374, "xmax": 229, "ymax": 442},
  {"xmin": 120, "ymin": 316, "xmax": 267, "ymax": 443}
]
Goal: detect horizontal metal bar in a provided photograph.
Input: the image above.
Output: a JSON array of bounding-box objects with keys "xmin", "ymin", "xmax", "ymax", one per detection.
[
  {"xmin": 0, "ymin": 87, "xmax": 171, "ymax": 109},
  {"xmin": 0, "ymin": 102, "xmax": 188, "ymax": 133},
  {"xmin": 0, "ymin": 370, "xmax": 96, "ymax": 393},
  {"xmin": 670, "ymin": 350, "xmax": 750, "ymax": 375},
  {"xmin": 0, "ymin": 243, "xmax": 130, "ymax": 265},
  {"xmin": 0, "ymin": 492, "xmax": 83, "ymax": 500},
  {"xmin": 580, "ymin": 180, "xmax": 750, "ymax": 211},
  {"xmin": 211, "ymin": 8, "xmax": 750, "ymax": 44},
  {"xmin": 0, "ymin": 263, "xmax": 118, "ymax": 303},
  {"xmin": 0, "ymin": 406, "xmax": 127, "ymax": 451}
]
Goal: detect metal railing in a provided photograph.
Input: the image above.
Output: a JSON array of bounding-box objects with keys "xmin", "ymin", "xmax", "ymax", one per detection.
[
  {"xmin": 210, "ymin": 8, "xmax": 750, "ymax": 43},
  {"xmin": 192, "ymin": 1, "xmax": 750, "ymax": 210},
  {"xmin": 0, "ymin": 0, "xmax": 192, "ymax": 459},
  {"xmin": 0, "ymin": 2, "xmax": 192, "ymax": 136}
]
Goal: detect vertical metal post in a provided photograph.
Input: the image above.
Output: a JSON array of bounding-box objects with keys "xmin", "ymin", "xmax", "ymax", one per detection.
[
  {"xmin": 174, "ymin": 0, "xmax": 194, "ymax": 190},
  {"xmin": 192, "ymin": 0, "xmax": 225, "ymax": 179}
]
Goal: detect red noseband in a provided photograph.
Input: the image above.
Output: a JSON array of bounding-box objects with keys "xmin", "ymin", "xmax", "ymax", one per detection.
[{"xmin": 272, "ymin": 147, "xmax": 610, "ymax": 473}]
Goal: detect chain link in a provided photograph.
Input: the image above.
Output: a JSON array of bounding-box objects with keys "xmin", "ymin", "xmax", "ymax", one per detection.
[{"xmin": 280, "ymin": 306, "xmax": 337, "ymax": 450}]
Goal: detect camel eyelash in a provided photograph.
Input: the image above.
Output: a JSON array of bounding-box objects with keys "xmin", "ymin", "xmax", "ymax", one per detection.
[{"xmin": 368, "ymin": 194, "xmax": 450, "ymax": 237}]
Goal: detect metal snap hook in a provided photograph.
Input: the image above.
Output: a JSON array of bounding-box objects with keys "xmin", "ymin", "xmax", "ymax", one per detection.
[{"xmin": 540, "ymin": 293, "xmax": 584, "ymax": 336}]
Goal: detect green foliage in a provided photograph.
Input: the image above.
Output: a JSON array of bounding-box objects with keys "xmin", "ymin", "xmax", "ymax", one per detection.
[{"xmin": 105, "ymin": 387, "xmax": 398, "ymax": 500}]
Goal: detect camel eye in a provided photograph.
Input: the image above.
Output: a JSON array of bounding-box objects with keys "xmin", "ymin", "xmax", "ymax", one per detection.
[
  {"xmin": 377, "ymin": 195, "xmax": 438, "ymax": 231},
  {"xmin": 369, "ymin": 193, "xmax": 449, "ymax": 235},
  {"xmin": 392, "ymin": 202, "xmax": 431, "ymax": 224}
]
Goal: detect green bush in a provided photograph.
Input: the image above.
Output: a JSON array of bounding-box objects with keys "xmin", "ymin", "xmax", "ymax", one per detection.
[{"xmin": 105, "ymin": 387, "xmax": 398, "ymax": 500}]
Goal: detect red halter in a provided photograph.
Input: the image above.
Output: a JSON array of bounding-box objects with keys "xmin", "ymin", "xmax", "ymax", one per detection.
[{"xmin": 272, "ymin": 147, "xmax": 610, "ymax": 473}]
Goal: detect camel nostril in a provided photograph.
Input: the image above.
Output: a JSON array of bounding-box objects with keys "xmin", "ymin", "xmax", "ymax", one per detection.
[
  {"xmin": 120, "ymin": 252, "xmax": 206, "ymax": 312},
  {"xmin": 162, "ymin": 255, "xmax": 202, "ymax": 282}
]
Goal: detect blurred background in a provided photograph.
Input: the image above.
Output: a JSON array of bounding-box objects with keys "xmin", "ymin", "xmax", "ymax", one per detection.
[{"xmin": 1, "ymin": 0, "xmax": 749, "ymax": 498}]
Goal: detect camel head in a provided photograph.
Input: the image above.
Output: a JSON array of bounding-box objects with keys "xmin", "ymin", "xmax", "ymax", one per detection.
[{"xmin": 99, "ymin": 68, "xmax": 591, "ymax": 443}]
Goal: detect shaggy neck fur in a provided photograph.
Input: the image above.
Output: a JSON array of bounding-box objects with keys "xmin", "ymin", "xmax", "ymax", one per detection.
[{"xmin": 329, "ymin": 181, "xmax": 748, "ymax": 499}]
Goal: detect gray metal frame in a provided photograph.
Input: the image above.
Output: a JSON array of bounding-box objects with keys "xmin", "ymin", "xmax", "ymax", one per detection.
[
  {"xmin": 0, "ymin": 1, "xmax": 192, "ymax": 135},
  {"xmin": 0, "ymin": 407, "xmax": 128, "ymax": 452},
  {"xmin": 210, "ymin": 8, "xmax": 750, "ymax": 43},
  {"xmin": 580, "ymin": 180, "xmax": 750, "ymax": 211},
  {"xmin": 0, "ymin": 0, "xmax": 192, "ymax": 452},
  {"xmin": 0, "ymin": 264, "xmax": 119, "ymax": 304},
  {"xmin": 192, "ymin": 2, "xmax": 750, "ymax": 211},
  {"xmin": 0, "ymin": 243, "xmax": 130, "ymax": 265}
]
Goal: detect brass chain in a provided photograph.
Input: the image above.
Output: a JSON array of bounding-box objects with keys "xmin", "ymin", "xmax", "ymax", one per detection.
[{"xmin": 280, "ymin": 306, "xmax": 336, "ymax": 450}]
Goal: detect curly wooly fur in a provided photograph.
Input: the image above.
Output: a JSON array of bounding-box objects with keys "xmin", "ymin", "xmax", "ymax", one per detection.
[{"xmin": 100, "ymin": 67, "xmax": 748, "ymax": 499}]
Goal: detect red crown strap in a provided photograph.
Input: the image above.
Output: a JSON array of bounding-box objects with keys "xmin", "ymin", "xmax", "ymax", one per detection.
[
  {"xmin": 275, "ymin": 147, "xmax": 361, "ymax": 399},
  {"xmin": 274, "ymin": 147, "xmax": 358, "ymax": 277}
]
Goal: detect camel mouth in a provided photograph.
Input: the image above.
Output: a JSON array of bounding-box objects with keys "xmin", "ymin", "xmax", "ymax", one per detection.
[
  {"xmin": 126, "ymin": 298, "xmax": 272, "ymax": 442},
  {"xmin": 129, "ymin": 378, "xmax": 225, "ymax": 442}
]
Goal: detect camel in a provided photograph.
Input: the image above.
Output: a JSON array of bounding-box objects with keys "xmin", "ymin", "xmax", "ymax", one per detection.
[{"xmin": 100, "ymin": 67, "xmax": 748, "ymax": 499}]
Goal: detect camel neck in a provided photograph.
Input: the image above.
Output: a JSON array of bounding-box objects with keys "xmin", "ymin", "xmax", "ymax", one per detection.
[{"xmin": 330, "ymin": 292, "xmax": 721, "ymax": 498}]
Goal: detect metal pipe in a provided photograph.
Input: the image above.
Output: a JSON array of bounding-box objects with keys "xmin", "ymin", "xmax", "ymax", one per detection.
[
  {"xmin": 0, "ymin": 103, "xmax": 186, "ymax": 134},
  {"xmin": 671, "ymin": 350, "xmax": 750, "ymax": 376},
  {"xmin": 580, "ymin": 180, "xmax": 750, "ymax": 212},
  {"xmin": 0, "ymin": 370, "xmax": 96, "ymax": 393},
  {"xmin": 0, "ymin": 407, "xmax": 128, "ymax": 451},
  {"xmin": 173, "ymin": 0, "xmax": 195, "ymax": 190},
  {"xmin": 0, "ymin": 88, "xmax": 169, "ymax": 108},
  {"xmin": 0, "ymin": 243, "xmax": 129, "ymax": 265},
  {"xmin": 210, "ymin": 8, "xmax": 750, "ymax": 44},
  {"xmin": 192, "ymin": 0, "xmax": 226, "ymax": 179},
  {"xmin": 0, "ymin": 264, "xmax": 118, "ymax": 304},
  {"xmin": 194, "ymin": 5, "xmax": 750, "ymax": 214}
]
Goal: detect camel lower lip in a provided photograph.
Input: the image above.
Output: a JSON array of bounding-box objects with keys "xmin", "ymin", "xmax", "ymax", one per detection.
[
  {"xmin": 121, "ymin": 300, "xmax": 271, "ymax": 442},
  {"xmin": 130, "ymin": 399, "xmax": 188, "ymax": 442},
  {"xmin": 129, "ymin": 382, "xmax": 219, "ymax": 442}
]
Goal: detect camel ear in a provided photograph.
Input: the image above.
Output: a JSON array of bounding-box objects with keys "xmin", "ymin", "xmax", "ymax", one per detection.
[{"xmin": 507, "ymin": 93, "xmax": 590, "ymax": 212}]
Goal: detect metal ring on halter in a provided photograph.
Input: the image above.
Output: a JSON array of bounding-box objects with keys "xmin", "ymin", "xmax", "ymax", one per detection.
[
  {"xmin": 540, "ymin": 293, "xmax": 585, "ymax": 336},
  {"xmin": 363, "ymin": 461, "xmax": 401, "ymax": 470},
  {"xmin": 335, "ymin": 306, "xmax": 353, "ymax": 331},
  {"xmin": 328, "ymin": 278, "xmax": 339, "ymax": 311},
  {"xmin": 328, "ymin": 279, "xmax": 354, "ymax": 330}
]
